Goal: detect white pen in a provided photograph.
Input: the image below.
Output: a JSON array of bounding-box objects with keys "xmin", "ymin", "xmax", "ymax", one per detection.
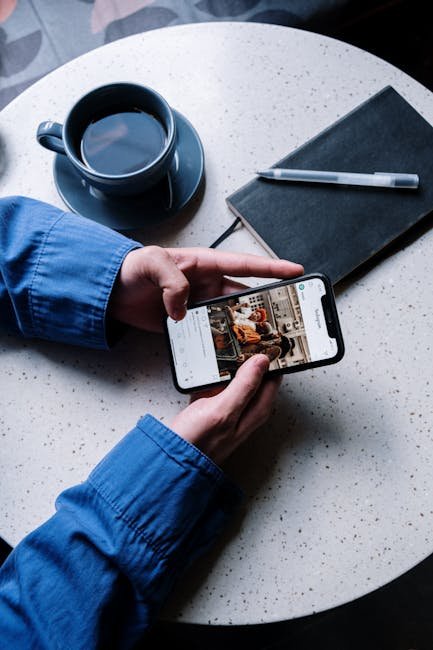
[{"xmin": 256, "ymin": 168, "xmax": 419, "ymax": 189}]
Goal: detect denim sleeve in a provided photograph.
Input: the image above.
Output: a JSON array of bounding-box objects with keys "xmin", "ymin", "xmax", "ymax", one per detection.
[
  {"xmin": 0, "ymin": 196, "xmax": 140, "ymax": 348},
  {"xmin": 0, "ymin": 415, "xmax": 243, "ymax": 649}
]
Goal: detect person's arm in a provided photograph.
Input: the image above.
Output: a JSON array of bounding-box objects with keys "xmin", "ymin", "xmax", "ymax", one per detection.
[
  {"xmin": 0, "ymin": 196, "xmax": 302, "ymax": 647},
  {"xmin": 0, "ymin": 413, "xmax": 243, "ymax": 649},
  {"xmin": 0, "ymin": 354, "xmax": 279, "ymax": 648},
  {"xmin": 0, "ymin": 195, "xmax": 303, "ymax": 344},
  {"xmin": 0, "ymin": 195, "xmax": 140, "ymax": 347},
  {"xmin": 225, "ymin": 304, "xmax": 236, "ymax": 323}
]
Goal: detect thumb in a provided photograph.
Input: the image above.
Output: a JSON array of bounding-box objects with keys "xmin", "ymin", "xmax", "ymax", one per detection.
[
  {"xmin": 138, "ymin": 246, "xmax": 190, "ymax": 320},
  {"xmin": 215, "ymin": 354, "xmax": 270, "ymax": 415}
]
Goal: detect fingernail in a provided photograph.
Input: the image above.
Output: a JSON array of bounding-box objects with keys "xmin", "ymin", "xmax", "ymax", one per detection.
[{"xmin": 172, "ymin": 307, "xmax": 186, "ymax": 321}]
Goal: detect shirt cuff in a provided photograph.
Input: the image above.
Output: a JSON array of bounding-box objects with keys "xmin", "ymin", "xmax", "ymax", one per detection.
[
  {"xmin": 87, "ymin": 414, "xmax": 243, "ymax": 568},
  {"xmin": 1, "ymin": 196, "xmax": 141, "ymax": 349},
  {"xmin": 30, "ymin": 211, "xmax": 140, "ymax": 349}
]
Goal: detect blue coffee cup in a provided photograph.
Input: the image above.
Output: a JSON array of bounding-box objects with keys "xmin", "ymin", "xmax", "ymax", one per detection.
[{"xmin": 37, "ymin": 82, "xmax": 176, "ymax": 197}]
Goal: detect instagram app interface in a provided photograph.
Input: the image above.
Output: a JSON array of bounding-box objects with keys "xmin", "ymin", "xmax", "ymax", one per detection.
[
  {"xmin": 295, "ymin": 278, "xmax": 338, "ymax": 361},
  {"xmin": 167, "ymin": 278, "xmax": 338, "ymax": 390},
  {"xmin": 167, "ymin": 307, "xmax": 220, "ymax": 389}
]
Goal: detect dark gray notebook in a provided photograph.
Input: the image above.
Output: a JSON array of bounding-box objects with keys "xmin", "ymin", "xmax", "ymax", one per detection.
[{"xmin": 226, "ymin": 86, "xmax": 433, "ymax": 284}]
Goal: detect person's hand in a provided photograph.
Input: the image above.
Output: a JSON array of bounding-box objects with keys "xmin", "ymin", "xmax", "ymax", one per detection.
[
  {"xmin": 170, "ymin": 354, "xmax": 281, "ymax": 465},
  {"xmin": 109, "ymin": 245, "xmax": 303, "ymax": 332}
]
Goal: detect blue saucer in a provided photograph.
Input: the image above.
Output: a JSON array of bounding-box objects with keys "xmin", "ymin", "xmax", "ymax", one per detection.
[{"xmin": 53, "ymin": 110, "xmax": 205, "ymax": 231}]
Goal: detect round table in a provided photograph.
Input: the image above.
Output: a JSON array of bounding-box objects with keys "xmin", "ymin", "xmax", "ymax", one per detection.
[{"xmin": 1, "ymin": 22, "xmax": 433, "ymax": 625}]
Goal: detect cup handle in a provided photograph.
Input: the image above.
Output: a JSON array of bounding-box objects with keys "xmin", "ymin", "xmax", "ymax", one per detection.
[{"xmin": 36, "ymin": 121, "xmax": 66, "ymax": 155}]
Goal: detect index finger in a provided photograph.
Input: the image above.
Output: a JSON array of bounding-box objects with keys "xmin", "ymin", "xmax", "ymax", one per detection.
[{"xmin": 167, "ymin": 247, "xmax": 304, "ymax": 280}]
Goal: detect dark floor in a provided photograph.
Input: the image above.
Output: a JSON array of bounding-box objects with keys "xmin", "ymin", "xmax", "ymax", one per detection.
[
  {"xmin": 333, "ymin": 0, "xmax": 433, "ymax": 92},
  {"xmin": 2, "ymin": 1, "xmax": 433, "ymax": 648},
  {"xmin": 145, "ymin": 549, "xmax": 433, "ymax": 649}
]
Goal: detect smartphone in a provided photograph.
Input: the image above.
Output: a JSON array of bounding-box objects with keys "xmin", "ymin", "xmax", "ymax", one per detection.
[{"xmin": 165, "ymin": 273, "xmax": 344, "ymax": 393}]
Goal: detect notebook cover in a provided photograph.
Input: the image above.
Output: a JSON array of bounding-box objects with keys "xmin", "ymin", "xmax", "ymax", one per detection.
[{"xmin": 226, "ymin": 86, "xmax": 433, "ymax": 284}]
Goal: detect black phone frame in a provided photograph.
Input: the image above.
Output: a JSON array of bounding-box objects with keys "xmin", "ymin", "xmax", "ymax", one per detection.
[{"xmin": 164, "ymin": 272, "xmax": 345, "ymax": 394}]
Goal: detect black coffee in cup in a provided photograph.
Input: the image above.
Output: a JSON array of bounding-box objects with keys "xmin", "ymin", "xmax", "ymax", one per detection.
[
  {"xmin": 80, "ymin": 108, "xmax": 167, "ymax": 175},
  {"xmin": 37, "ymin": 83, "xmax": 177, "ymax": 197}
]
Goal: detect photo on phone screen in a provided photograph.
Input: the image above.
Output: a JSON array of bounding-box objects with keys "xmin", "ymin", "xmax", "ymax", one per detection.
[{"xmin": 166, "ymin": 274, "xmax": 344, "ymax": 392}]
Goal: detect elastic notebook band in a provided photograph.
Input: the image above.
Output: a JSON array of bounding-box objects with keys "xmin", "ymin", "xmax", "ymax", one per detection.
[{"xmin": 209, "ymin": 217, "xmax": 241, "ymax": 248}]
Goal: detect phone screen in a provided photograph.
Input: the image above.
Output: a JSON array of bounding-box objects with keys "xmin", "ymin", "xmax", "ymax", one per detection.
[{"xmin": 166, "ymin": 276, "xmax": 341, "ymax": 391}]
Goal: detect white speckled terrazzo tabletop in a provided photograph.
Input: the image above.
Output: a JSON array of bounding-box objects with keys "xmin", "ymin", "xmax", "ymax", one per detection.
[{"xmin": 1, "ymin": 22, "xmax": 433, "ymax": 625}]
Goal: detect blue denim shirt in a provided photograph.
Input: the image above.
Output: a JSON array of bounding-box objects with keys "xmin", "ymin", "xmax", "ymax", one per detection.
[{"xmin": 0, "ymin": 197, "xmax": 242, "ymax": 649}]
